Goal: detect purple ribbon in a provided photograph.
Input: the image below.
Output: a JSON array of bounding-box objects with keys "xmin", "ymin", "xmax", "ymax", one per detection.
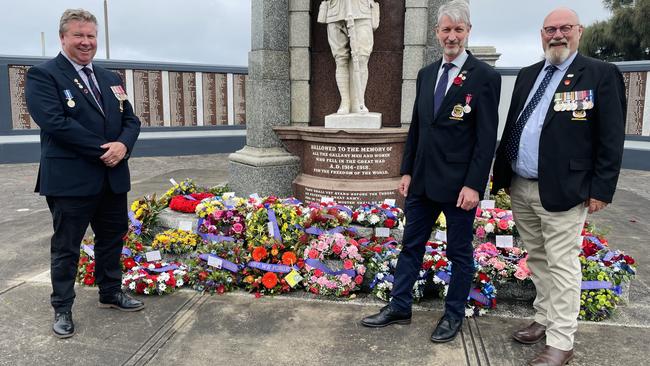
[
  {"xmin": 283, "ymin": 198, "xmax": 302, "ymax": 205},
  {"xmin": 146, "ymin": 264, "xmax": 179, "ymax": 273},
  {"xmin": 128, "ymin": 211, "xmax": 142, "ymax": 235},
  {"xmin": 304, "ymin": 258, "xmax": 356, "ymax": 277},
  {"xmin": 586, "ymin": 235, "xmax": 606, "ymax": 249},
  {"xmin": 199, "ymin": 233, "xmax": 235, "ymax": 242},
  {"xmin": 305, "ymin": 226, "xmax": 345, "ymax": 236},
  {"xmin": 376, "ymin": 205, "xmax": 397, "ymax": 220},
  {"xmin": 246, "ymin": 261, "xmax": 297, "ymax": 273},
  {"xmin": 332, "ymin": 205, "xmax": 353, "ymax": 216},
  {"xmin": 82, "ymin": 244, "xmax": 95, "ymax": 258},
  {"xmin": 581, "ymin": 280, "xmax": 622, "ymax": 295},
  {"xmin": 370, "ymin": 273, "xmax": 395, "ymax": 289},
  {"xmin": 183, "ymin": 195, "xmax": 197, "ymax": 201},
  {"xmin": 603, "ymin": 251, "xmax": 615, "ymax": 262},
  {"xmin": 122, "ymin": 247, "xmax": 132, "ymax": 257},
  {"xmin": 434, "ymin": 271, "xmax": 491, "ymax": 306},
  {"xmin": 198, "ymin": 254, "xmax": 240, "ymax": 273},
  {"xmin": 267, "ymin": 208, "xmax": 282, "ymax": 242}
]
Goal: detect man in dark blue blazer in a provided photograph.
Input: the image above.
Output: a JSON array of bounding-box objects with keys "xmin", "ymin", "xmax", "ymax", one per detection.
[
  {"xmin": 361, "ymin": 0, "xmax": 500, "ymax": 343},
  {"xmin": 25, "ymin": 9, "xmax": 143, "ymax": 339}
]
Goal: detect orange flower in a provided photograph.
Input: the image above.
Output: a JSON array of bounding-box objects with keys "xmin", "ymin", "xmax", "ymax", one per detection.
[
  {"xmin": 252, "ymin": 246, "xmax": 268, "ymax": 262},
  {"xmin": 261, "ymin": 272, "xmax": 278, "ymax": 289},
  {"xmin": 271, "ymin": 245, "xmax": 279, "ymax": 257},
  {"xmin": 282, "ymin": 251, "xmax": 297, "ymax": 265},
  {"xmin": 244, "ymin": 275, "xmax": 255, "ymax": 284}
]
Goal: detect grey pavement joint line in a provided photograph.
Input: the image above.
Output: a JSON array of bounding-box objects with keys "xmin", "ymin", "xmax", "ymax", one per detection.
[
  {"xmin": 460, "ymin": 325, "xmax": 473, "ymax": 366},
  {"xmin": 122, "ymin": 292, "xmax": 204, "ymax": 366},
  {"xmin": 0, "ymin": 281, "xmax": 25, "ymax": 295},
  {"xmin": 470, "ymin": 317, "xmax": 491, "ymax": 366}
]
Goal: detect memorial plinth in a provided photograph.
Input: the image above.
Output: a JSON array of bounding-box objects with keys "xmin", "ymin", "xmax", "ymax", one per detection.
[
  {"xmin": 324, "ymin": 112, "xmax": 382, "ymax": 129},
  {"xmin": 274, "ymin": 126, "xmax": 408, "ymax": 207}
]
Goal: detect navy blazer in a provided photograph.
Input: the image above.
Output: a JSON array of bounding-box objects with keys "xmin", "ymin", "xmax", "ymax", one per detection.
[
  {"xmin": 401, "ymin": 53, "xmax": 501, "ymax": 202},
  {"xmin": 492, "ymin": 53, "xmax": 626, "ymax": 212},
  {"xmin": 25, "ymin": 53, "xmax": 141, "ymax": 196}
]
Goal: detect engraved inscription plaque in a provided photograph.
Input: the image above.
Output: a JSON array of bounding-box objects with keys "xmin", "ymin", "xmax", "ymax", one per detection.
[
  {"xmin": 133, "ymin": 70, "xmax": 164, "ymax": 127},
  {"xmin": 202, "ymin": 73, "xmax": 228, "ymax": 125},
  {"xmin": 169, "ymin": 71, "xmax": 197, "ymax": 126},
  {"xmin": 9, "ymin": 65, "xmax": 37, "ymax": 130},
  {"xmin": 623, "ymin": 72, "xmax": 646, "ymax": 136},
  {"xmin": 233, "ymin": 74, "xmax": 246, "ymax": 125}
]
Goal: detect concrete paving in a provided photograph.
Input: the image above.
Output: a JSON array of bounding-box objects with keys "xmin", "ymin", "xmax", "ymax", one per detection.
[{"xmin": 1, "ymin": 154, "xmax": 649, "ymax": 365}]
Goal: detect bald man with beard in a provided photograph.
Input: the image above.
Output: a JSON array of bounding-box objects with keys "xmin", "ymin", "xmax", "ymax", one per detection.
[{"xmin": 492, "ymin": 7, "xmax": 626, "ymax": 366}]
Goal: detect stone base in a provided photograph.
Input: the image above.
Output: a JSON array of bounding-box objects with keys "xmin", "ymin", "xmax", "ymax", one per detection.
[
  {"xmin": 294, "ymin": 173, "xmax": 403, "ymax": 207},
  {"xmin": 324, "ymin": 112, "xmax": 382, "ymax": 129},
  {"xmin": 158, "ymin": 208, "xmax": 199, "ymax": 232},
  {"xmin": 228, "ymin": 145, "xmax": 300, "ymax": 197}
]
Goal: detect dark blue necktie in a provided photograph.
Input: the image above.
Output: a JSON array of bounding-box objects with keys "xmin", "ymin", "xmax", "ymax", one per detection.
[
  {"xmin": 81, "ymin": 66, "xmax": 103, "ymax": 108},
  {"xmin": 433, "ymin": 63, "xmax": 454, "ymax": 117},
  {"xmin": 504, "ymin": 65, "xmax": 558, "ymax": 163}
]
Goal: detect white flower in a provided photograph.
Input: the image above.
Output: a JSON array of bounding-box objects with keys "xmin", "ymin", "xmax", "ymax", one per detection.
[
  {"xmin": 159, "ymin": 283, "xmax": 167, "ymax": 292},
  {"xmin": 508, "ymin": 220, "xmax": 516, "ymax": 229},
  {"xmin": 129, "ymin": 282, "xmax": 136, "ymax": 290},
  {"xmin": 369, "ymin": 214, "xmax": 380, "ymax": 224},
  {"xmin": 145, "ymin": 279, "xmax": 153, "ymax": 284},
  {"xmin": 465, "ymin": 308, "xmax": 475, "ymax": 318},
  {"xmin": 357, "ymin": 213, "xmax": 365, "ymax": 222},
  {"xmin": 176, "ymin": 279, "xmax": 184, "ymax": 287},
  {"xmin": 485, "ymin": 223, "xmax": 495, "ymax": 233},
  {"xmin": 144, "ymin": 288, "xmax": 150, "ymax": 295},
  {"xmin": 158, "ymin": 272, "xmax": 170, "ymax": 282},
  {"xmin": 148, "ymin": 264, "xmax": 155, "ymax": 270}
]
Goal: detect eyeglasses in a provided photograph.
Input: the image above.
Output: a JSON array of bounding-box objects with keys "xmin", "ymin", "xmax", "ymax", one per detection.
[{"xmin": 542, "ymin": 24, "xmax": 580, "ymax": 36}]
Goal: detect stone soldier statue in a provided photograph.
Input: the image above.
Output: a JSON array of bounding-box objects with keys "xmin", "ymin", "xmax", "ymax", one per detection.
[{"xmin": 319, "ymin": 0, "xmax": 380, "ymax": 114}]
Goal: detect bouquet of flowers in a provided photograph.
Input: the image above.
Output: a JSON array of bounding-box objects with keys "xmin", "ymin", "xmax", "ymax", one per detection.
[
  {"xmin": 302, "ymin": 233, "xmax": 366, "ymax": 297},
  {"xmin": 240, "ymin": 238, "xmax": 303, "ymax": 295},
  {"xmin": 186, "ymin": 241, "xmax": 246, "ymax": 294},
  {"xmin": 158, "ymin": 178, "xmax": 198, "ymax": 207},
  {"xmin": 198, "ymin": 206, "xmax": 247, "ymax": 241},
  {"xmin": 122, "ymin": 261, "xmax": 188, "ymax": 295},
  {"xmin": 169, "ymin": 192, "xmax": 215, "ymax": 213},
  {"xmin": 358, "ymin": 236, "xmax": 399, "ymax": 260},
  {"xmin": 129, "ymin": 194, "xmax": 163, "ymax": 240},
  {"xmin": 474, "ymin": 208, "xmax": 518, "ymax": 239},
  {"xmin": 151, "ymin": 229, "xmax": 202, "ymax": 255},
  {"xmin": 245, "ymin": 196, "xmax": 305, "ymax": 249},
  {"xmin": 473, "ymin": 242, "xmax": 530, "ymax": 283},
  {"xmin": 301, "ymin": 202, "xmax": 353, "ymax": 237},
  {"xmin": 77, "ymin": 236, "xmax": 140, "ymax": 287},
  {"xmin": 351, "ymin": 203, "xmax": 404, "ymax": 229}
]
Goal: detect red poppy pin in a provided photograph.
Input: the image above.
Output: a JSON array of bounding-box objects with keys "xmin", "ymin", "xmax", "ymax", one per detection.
[{"xmin": 453, "ymin": 71, "xmax": 468, "ymax": 86}]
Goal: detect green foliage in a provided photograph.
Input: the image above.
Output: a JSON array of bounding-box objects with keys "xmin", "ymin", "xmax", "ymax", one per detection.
[{"xmin": 580, "ymin": 0, "xmax": 650, "ymax": 61}]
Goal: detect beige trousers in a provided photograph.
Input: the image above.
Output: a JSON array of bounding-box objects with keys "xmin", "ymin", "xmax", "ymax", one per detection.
[{"xmin": 510, "ymin": 176, "xmax": 588, "ymax": 351}]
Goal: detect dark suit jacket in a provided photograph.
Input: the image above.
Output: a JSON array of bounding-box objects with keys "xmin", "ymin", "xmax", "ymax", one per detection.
[
  {"xmin": 492, "ymin": 53, "xmax": 626, "ymax": 212},
  {"xmin": 25, "ymin": 53, "xmax": 141, "ymax": 196},
  {"xmin": 401, "ymin": 53, "xmax": 501, "ymax": 202}
]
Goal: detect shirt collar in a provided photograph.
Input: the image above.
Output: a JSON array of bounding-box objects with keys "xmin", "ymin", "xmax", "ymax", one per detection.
[
  {"xmin": 440, "ymin": 50, "xmax": 469, "ymax": 71},
  {"xmin": 61, "ymin": 51, "xmax": 94, "ymax": 73},
  {"xmin": 544, "ymin": 51, "xmax": 577, "ymax": 72}
]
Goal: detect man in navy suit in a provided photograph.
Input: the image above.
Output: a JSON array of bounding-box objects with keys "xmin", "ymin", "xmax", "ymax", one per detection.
[
  {"xmin": 361, "ymin": 0, "xmax": 500, "ymax": 343},
  {"xmin": 25, "ymin": 9, "xmax": 144, "ymax": 339},
  {"xmin": 492, "ymin": 8, "xmax": 625, "ymax": 366}
]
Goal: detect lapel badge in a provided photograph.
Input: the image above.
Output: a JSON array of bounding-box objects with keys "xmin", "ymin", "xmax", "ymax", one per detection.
[
  {"xmin": 63, "ymin": 89, "xmax": 75, "ymax": 108},
  {"xmin": 110, "ymin": 85, "xmax": 129, "ymax": 112},
  {"xmin": 451, "ymin": 104, "xmax": 465, "ymax": 118},
  {"xmin": 463, "ymin": 94, "xmax": 473, "ymax": 114},
  {"xmin": 563, "ymin": 79, "xmax": 571, "ymax": 86},
  {"xmin": 73, "ymin": 78, "xmax": 84, "ymax": 90},
  {"xmin": 567, "ymin": 74, "xmax": 574, "ymax": 78}
]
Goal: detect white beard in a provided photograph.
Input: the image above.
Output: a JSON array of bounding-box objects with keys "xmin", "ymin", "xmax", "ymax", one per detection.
[{"xmin": 545, "ymin": 45, "xmax": 571, "ymax": 65}]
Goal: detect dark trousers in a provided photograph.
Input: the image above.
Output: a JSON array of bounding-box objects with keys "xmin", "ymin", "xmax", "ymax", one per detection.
[
  {"xmin": 46, "ymin": 183, "xmax": 127, "ymax": 313},
  {"xmin": 390, "ymin": 193, "xmax": 476, "ymax": 320}
]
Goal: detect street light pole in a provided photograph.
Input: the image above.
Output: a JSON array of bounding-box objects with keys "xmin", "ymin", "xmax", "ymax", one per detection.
[{"xmin": 104, "ymin": 0, "xmax": 110, "ymax": 59}]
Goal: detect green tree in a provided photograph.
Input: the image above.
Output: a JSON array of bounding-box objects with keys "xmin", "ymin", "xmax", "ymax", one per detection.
[{"xmin": 579, "ymin": 0, "xmax": 650, "ymax": 61}]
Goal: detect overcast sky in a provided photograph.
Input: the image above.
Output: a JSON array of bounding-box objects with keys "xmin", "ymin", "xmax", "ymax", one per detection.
[{"xmin": 0, "ymin": 0, "xmax": 612, "ymax": 67}]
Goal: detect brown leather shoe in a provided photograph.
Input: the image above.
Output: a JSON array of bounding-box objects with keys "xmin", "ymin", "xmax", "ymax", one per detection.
[
  {"xmin": 513, "ymin": 321, "xmax": 546, "ymax": 344},
  {"xmin": 528, "ymin": 345, "xmax": 574, "ymax": 366}
]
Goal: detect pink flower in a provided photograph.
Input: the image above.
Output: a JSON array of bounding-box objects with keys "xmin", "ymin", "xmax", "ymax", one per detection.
[
  {"xmin": 497, "ymin": 220, "xmax": 509, "ymax": 231},
  {"xmin": 493, "ymin": 260, "xmax": 505, "ymax": 271},
  {"xmin": 356, "ymin": 265, "xmax": 366, "ymax": 276},
  {"xmin": 343, "ymin": 260, "xmax": 353, "ymax": 270},
  {"xmin": 514, "ymin": 268, "xmax": 528, "ymax": 280},
  {"xmin": 232, "ymin": 223, "xmax": 244, "ymax": 234},
  {"xmin": 340, "ymin": 274, "xmax": 352, "ymax": 285},
  {"xmin": 476, "ymin": 226, "xmax": 486, "ymax": 239},
  {"xmin": 332, "ymin": 244, "xmax": 342, "ymax": 255}
]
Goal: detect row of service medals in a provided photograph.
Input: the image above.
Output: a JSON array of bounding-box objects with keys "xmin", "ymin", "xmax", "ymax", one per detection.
[
  {"xmin": 554, "ymin": 90, "xmax": 593, "ymax": 119},
  {"xmin": 451, "ymin": 93, "xmax": 472, "ymax": 118}
]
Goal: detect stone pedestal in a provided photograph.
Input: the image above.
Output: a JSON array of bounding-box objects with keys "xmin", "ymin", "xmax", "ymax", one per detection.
[
  {"xmin": 274, "ymin": 126, "xmax": 408, "ymax": 207},
  {"xmin": 324, "ymin": 113, "xmax": 382, "ymax": 129}
]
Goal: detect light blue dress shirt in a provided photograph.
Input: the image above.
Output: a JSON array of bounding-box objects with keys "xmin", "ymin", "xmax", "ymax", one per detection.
[
  {"xmin": 512, "ymin": 51, "xmax": 578, "ymax": 178},
  {"xmin": 435, "ymin": 50, "xmax": 469, "ymax": 93},
  {"xmin": 61, "ymin": 51, "xmax": 103, "ymax": 110}
]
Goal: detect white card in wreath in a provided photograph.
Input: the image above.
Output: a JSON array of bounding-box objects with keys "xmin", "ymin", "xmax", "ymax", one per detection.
[
  {"xmin": 207, "ymin": 256, "xmax": 223, "ymax": 269},
  {"xmin": 249, "ymin": 193, "xmax": 261, "ymax": 201},
  {"xmin": 178, "ymin": 220, "xmax": 193, "ymax": 232},
  {"xmin": 496, "ymin": 235, "xmax": 514, "ymax": 248},
  {"xmin": 480, "ymin": 200, "xmax": 496, "ymax": 209},
  {"xmin": 169, "ymin": 178, "xmax": 178, "ymax": 186},
  {"xmin": 435, "ymin": 230, "xmax": 447, "ymax": 242},
  {"xmin": 82, "ymin": 245, "xmax": 95, "ymax": 258},
  {"xmin": 145, "ymin": 250, "xmax": 162, "ymax": 262},
  {"xmin": 375, "ymin": 227, "xmax": 390, "ymax": 237},
  {"xmin": 222, "ymin": 192, "xmax": 236, "ymax": 199},
  {"xmin": 577, "ymin": 235, "xmax": 585, "ymax": 246},
  {"xmin": 383, "ymin": 199, "xmax": 396, "ymax": 207},
  {"xmin": 268, "ymin": 222, "xmax": 275, "ymax": 237}
]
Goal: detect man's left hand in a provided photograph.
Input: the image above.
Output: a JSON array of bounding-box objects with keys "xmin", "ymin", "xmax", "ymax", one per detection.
[
  {"xmin": 456, "ymin": 186, "xmax": 479, "ymax": 211},
  {"xmin": 585, "ymin": 198, "xmax": 608, "ymax": 214},
  {"xmin": 100, "ymin": 142, "xmax": 127, "ymax": 168}
]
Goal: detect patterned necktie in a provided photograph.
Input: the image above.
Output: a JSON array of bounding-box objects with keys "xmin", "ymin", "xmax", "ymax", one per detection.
[
  {"xmin": 433, "ymin": 63, "xmax": 454, "ymax": 117},
  {"xmin": 81, "ymin": 66, "xmax": 103, "ymax": 108},
  {"xmin": 504, "ymin": 65, "xmax": 558, "ymax": 163}
]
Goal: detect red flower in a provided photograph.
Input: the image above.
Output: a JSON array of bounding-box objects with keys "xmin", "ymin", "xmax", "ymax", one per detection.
[
  {"xmin": 497, "ymin": 220, "xmax": 509, "ymax": 231},
  {"xmin": 332, "ymin": 244, "xmax": 342, "ymax": 255},
  {"xmin": 281, "ymin": 251, "xmax": 297, "ymax": 265},
  {"xmin": 453, "ymin": 76, "xmax": 463, "ymax": 85},
  {"xmin": 261, "ymin": 272, "xmax": 279, "ymax": 289},
  {"xmin": 216, "ymin": 284, "xmax": 225, "ymax": 294},
  {"xmin": 123, "ymin": 257, "xmax": 136, "ymax": 270},
  {"xmin": 343, "ymin": 260, "xmax": 354, "ymax": 270},
  {"xmin": 354, "ymin": 275, "xmax": 363, "ymax": 285},
  {"xmin": 384, "ymin": 219, "xmax": 396, "ymax": 228},
  {"xmin": 135, "ymin": 243, "xmax": 144, "ymax": 251},
  {"xmin": 136, "ymin": 282, "xmax": 146, "ymax": 293},
  {"xmin": 79, "ymin": 257, "xmax": 88, "ymax": 265},
  {"xmin": 198, "ymin": 271, "xmax": 208, "ymax": 281},
  {"xmin": 83, "ymin": 275, "xmax": 95, "ymax": 286},
  {"xmin": 254, "ymin": 292, "xmax": 262, "ymax": 298},
  {"xmin": 478, "ymin": 273, "xmax": 490, "ymax": 283},
  {"xmin": 314, "ymin": 269, "xmax": 324, "ymax": 277},
  {"xmin": 422, "ymin": 260, "xmax": 434, "ymax": 270},
  {"xmin": 252, "ymin": 246, "xmax": 268, "ymax": 262},
  {"xmin": 352, "ymin": 212, "xmax": 359, "ymax": 221},
  {"xmin": 308, "ymin": 249, "xmax": 319, "ymax": 259},
  {"xmin": 434, "ymin": 259, "xmax": 447, "ymax": 269},
  {"xmin": 309, "ymin": 287, "xmax": 319, "ymax": 295},
  {"xmin": 624, "ymin": 255, "xmax": 635, "ymax": 265},
  {"xmin": 166, "ymin": 275, "xmax": 176, "ymax": 287}
]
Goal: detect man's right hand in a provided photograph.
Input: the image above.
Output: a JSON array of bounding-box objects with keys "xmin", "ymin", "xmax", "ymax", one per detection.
[{"xmin": 398, "ymin": 175, "xmax": 411, "ymax": 197}]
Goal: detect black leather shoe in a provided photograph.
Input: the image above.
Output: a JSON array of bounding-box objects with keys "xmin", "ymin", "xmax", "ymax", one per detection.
[
  {"xmin": 53, "ymin": 311, "xmax": 74, "ymax": 339},
  {"xmin": 361, "ymin": 305, "xmax": 412, "ymax": 328},
  {"xmin": 99, "ymin": 291, "xmax": 145, "ymax": 312},
  {"xmin": 430, "ymin": 315, "xmax": 462, "ymax": 343}
]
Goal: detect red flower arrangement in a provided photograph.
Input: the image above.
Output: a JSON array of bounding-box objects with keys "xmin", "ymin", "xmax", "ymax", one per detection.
[{"xmin": 169, "ymin": 192, "xmax": 215, "ymax": 213}]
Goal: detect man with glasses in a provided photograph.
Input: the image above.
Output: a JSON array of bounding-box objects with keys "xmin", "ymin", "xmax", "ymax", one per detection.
[{"xmin": 492, "ymin": 7, "xmax": 625, "ymax": 366}]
